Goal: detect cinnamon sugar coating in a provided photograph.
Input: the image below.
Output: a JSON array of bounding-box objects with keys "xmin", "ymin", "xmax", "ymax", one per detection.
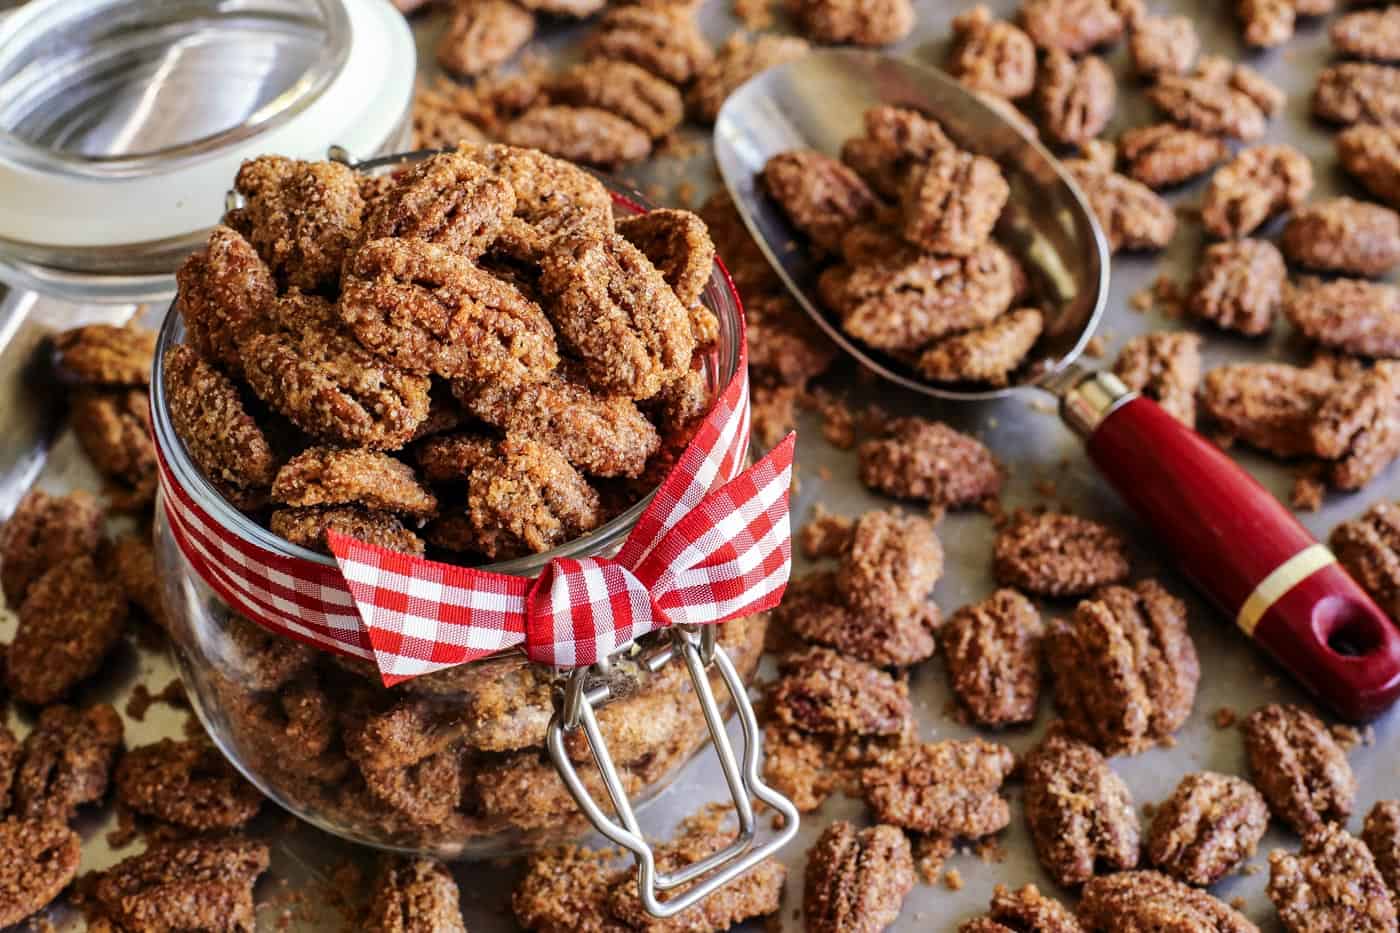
[
  {"xmin": 71, "ymin": 389, "xmax": 157, "ymax": 508},
  {"xmin": 13, "ymin": 703, "xmax": 123, "ymax": 823},
  {"xmin": 918, "ymin": 307, "xmax": 1044, "ymax": 387},
  {"xmin": 994, "ymin": 511, "xmax": 1130, "ymax": 597},
  {"xmin": 7, "ymin": 556, "xmax": 128, "ymax": 705},
  {"xmin": 900, "ymin": 146, "xmax": 1010, "ymax": 255},
  {"xmin": 358, "ymin": 150, "xmax": 516, "ymax": 258},
  {"xmin": 1149, "ymin": 58, "xmax": 1282, "ymax": 141},
  {"xmin": 839, "ymin": 508, "xmax": 944, "ymax": 621},
  {"xmin": 1112, "ymin": 331, "xmax": 1202, "ymax": 427},
  {"xmin": 1079, "ymin": 871, "xmax": 1259, "ymax": 933},
  {"xmin": 1064, "ymin": 160, "xmax": 1176, "ymax": 253},
  {"xmin": 229, "ymin": 155, "xmax": 364, "ymax": 293},
  {"xmin": 841, "ymin": 105, "xmax": 953, "ymax": 200},
  {"xmin": 1129, "ymin": 14, "xmax": 1198, "ymax": 78},
  {"xmin": 1023, "ymin": 735, "xmax": 1139, "ymax": 887},
  {"xmin": 502, "ymin": 106, "xmax": 653, "ymax": 168},
  {"xmin": 461, "ymin": 144, "xmax": 614, "ymax": 262},
  {"xmin": 763, "ymin": 149, "xmax": 877, "ymax": 254},
  {"xmin": 116, "ymin": 738, "xmax": 264, "ymax": 831},
  {"xmin": 552, "ymin": 60, "xmax": 684, "ymax": 140},
  {"xmin": 1243, "ymin": 703, "xmax": 1356, "ymax": 834},
  {"xmin": 862, "ymin": 738, "xmax": 1014, "ymax": 838},
  {"xmin": 1331, "ymin": 501, "xmax": 1400, "ymax": 620},
  {"xmin": 52, "ymin": 323, "xmax": 156, "ymax": 387},
  {"xmin": 859, "ymin": 416, "xmax": 1003, "ymax": 506},
  {"xmin": 1199, "ymin": 362, "xmax": 1338, "ymax": 458},
  {"xmin": 585, "ymin": 4, "xmax": 714, "ymax": 84},
  {"xmin": 1268, "ymin": 823, "xmax": 1398, "ymax": 933},
  {"xmin": 271, "ymin": 507, "xmax": 426, "ymax": 557},
  {"xmin": 1310, "ymin": 361, "xmax": 1400, "ymax": 491},
  {"xmin": 0, "ymin": 818, "xmax": 81, "ymax": 928},
  {"xmin": 1036, "ymin": 52, "xmax": 1115, "ymax": 147},
  {"xmin": 1147, "ymin": 771, "xmax": 1270, "ymax": 886},
  {"xmin": 775, "ymin": 571, "xmax": 938, "ymax": 668},
  {"xmin": 341, "ymin": 237, "xmax": 559, "ymax": 384},
  {"xmin": 364, "ymin": 857, "xmax": 466, "ymax": 933},
  {"xmin": 688, "ymin": 33, "xmax": 811, "ymax": 124},
  {"xmin": 787, "ymin": 0, "xmax": 914, "ymax": 46},
  {"xmin": 1189, "ymin": 240, "xmax": 1285, "ymax": 337},
  {"xmin": 804, "ymin": 822, "xmax": 915, "ymax": 933},
  {"xmin": 1338, "ymin": 125, "xmax": 1400, "ymax": 208},
  {"xmin": 1363, "ymin": 800, "xmax": 1400, "ymax": 898},
  {"xmin": 467, "ymin": 437, "xmax": 603, "ymax": 559},
  {"xmin": 768, "ymin": 646, "xmax": 912, "ymax": 736},
  {"xmin": 948, "ymin": 6, "xmax": 1037, "ymax": 100},
  {"xmin": 1047, "ymin": 580, "xmax": 1199, "ymax": 756},
  {"xmin": 1018, "ymin": 0, "xmax": 1125, "ymax": 53},
  {"xmin": 1314, "ymin": 63, "xmax": 1400, "ymax": 126},
  {"xmin": 941, "ymin": 588, "xmax": 1044, "ymax": 727},
  {"xmin": 539, "ymin": 233, "xmax": 695, "ymax": 400},
  {"xmin": 615, "ymin": 209, "xmax": 716, "ymax": 313},
  {"xmin": 1119, "ymin": 124, "xmax": 1229, "ymax": 190},
  {"xmin": 0, "ymin": 489, "xmax": 102, "ymax": 605},
  {"xmin": 83, "ymin": 837, "xmax": 270, "ymax": 933},
  {"xmin": 1285, "ymin": 278, "xmax": 1400, "ymax": 358},
  {"xmin": 1202, "ymin": 144, "xmax": 1313, "ymax": 240},
  {"xmin": 1281, "ymin": 197, "xmax": 1400, "ymax": 277},
  {"xmin": 436, "ymin": 0, "xmax": 535, "ymax": 79},
  {"xmin": 174, "ymin": 225, "xmax": 275, "ymax": 376}
]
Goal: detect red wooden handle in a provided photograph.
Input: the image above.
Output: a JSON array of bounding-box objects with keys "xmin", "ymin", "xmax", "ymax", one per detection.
[{"xmin": 1085, "ymin": 395, "xmax": 1400, "ymax": 722}]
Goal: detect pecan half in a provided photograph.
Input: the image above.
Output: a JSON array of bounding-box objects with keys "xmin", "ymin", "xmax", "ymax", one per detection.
[
  {"xmin": 917, "ymin": 307, "xmax": 1044, "ymax": 387},
  {"xmin": 788, "ymin": 0, "xmax": 914, "ymax": 46},
  {"xmin": 1112, "ymin": 331, "xmax": 1202, "ymax": 426},
  {"xmin": 768, "ymin": 647, "xmax": 912, "ymax": 736},
  {"xmin": 115, "ymin": 738, "xmax": 265, "ymax": 831},
  {"xmin": 1268, "ymin": 823, "xmax": 1398, "ymax": 933},
  {"xmin": 861, "ymin": 738, "xmax": 1015, "ymax": 837},
  {"xmin": 1119, "ymin": 123, "xmax": 1229, "ymax": 190},
  {"xmin": 1281, "ymin": 197, "xmax": 1400, "ymax": 277},
  {"xmin": 0, "ymin": 819, "xmax": 81, "ymax": 928},
  {"xmin": 1063, "ymin": 160, "xmax": 1176, "ymax": 253},
  {"xmin": 1018, "ymin": 0, "xmax": 1125, "ymax": 54},
  {"xmin": 585, "ymin": 4, "xmax": 714, "ymax": 84},
  {"xmin": 948, "ymin": 5, "xmax": 1037, "ymax": 100},
  {"xmin": 364, "ymin": 857, "xmax": 466, "ymax": 933},
  {"xmin": 763, "ymin": 149, "xmax": 877, "ymax": 254},
  {"xmin": 941, "ymin": 588, "xmax": 1044, "ymax": 727},
  {"xmin": 1338, "ymin": 125, "xmax": 1400, "ymax": 209},
  {"xmin": 13, "ymin": 703, "xmax": 123, "ymax": 823},
  {"xmin": 501, "ymin": 106, "xmax": 652, "ymax": 168},
  {"xmin": 552, "ymin": 59, "xmax": 683, "ymax": 140},
  {"xmin": 858, "ymin": 416, "xmax": 1003, "ymax": 506},
  {"xmin": 0, "ymin": 489, "xmax": 102, "ymax": 605},
  {"xmin": 1202, "ymin": 144, "xmax": 1313, "ymax": 239},
  {"xmin": 804, "ymin": 822, "xmax": 915, "ymax": 933},
  {"xmin": 358, "ymin": 150, "xmax": 516, "ymax": 257},
  {"xmin": 1023, "ymin": 735, "xmax": 1139, "ymax": 887},
  {"xmin": 1330, "ymin": 502, "xmax": 1400, "ymax": 621},
  {"xmin": 900, "ymin": 146, "xmax": 1010, "ymax": 255},
  {"xmin": 1036, "ymin": 51, "xmax": 1115, "ymax": 147},
  {"xmin": 1147, "ymin": 772, "xmax": 1270, "ymax": 886},
  {"xmin": 1315, "ymin": 63, "xmax": 1400, "ymax": 126},
  {"xmin": 993, "ymin": 510, "xmax": 1131, "ymax": 597},
  {"xmin": 6, "ymin": 557, "xmax": 128, "ymax": 705},
  {"xmin": 436, "ymin": 0, "xmax": 535, "ymax": 78},
  {"xmin": 1199, "ymin": 361, "xmax": 1338, "ymax": 458},
  {"xmin": 84, "ymin": 838, "xmax": 270, "ymax": 933},
  {"xmin": 174, "ymin": 225, "xmax": 274, "ymax": 376},
  {"xmin": 1243, "ymin": 703, "xmax": 1356, "ymax": 834},
  {"xmin": 1080, "ymin": 871, "xmax": 1258, "ymax": 932},
  {"xmin": 1129, "ymin": 14, "xmax": 1198, "ymax": 78},
  {"xmin": 688, "ymin": 33, "xmax": 810, "ymax": 124},
  {"xmin": 1189, "ymin": 239, "xmax": 1285, "ymax": 337}
]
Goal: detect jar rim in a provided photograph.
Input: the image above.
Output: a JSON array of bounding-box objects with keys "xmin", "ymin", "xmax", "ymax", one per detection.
[{"xmin": 151, "ymin": 156, "xmax": 747, "ymax": 579}]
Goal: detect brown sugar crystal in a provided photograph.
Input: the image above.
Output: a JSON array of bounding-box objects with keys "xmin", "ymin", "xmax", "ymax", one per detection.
[
  {"xmin": 1363, "ymin": 800, "xmax": 1400, "ymax": 897},
  {"xmin": 941, "ymin": 588, "xmax": 1044, "ymax": 727},
  {"xmin": 947, "ymin": 5, "xmax": 1037, "ymax": 100},
  {"xmin": 1281, "ymin": 197, "xmax": 1400, "ymax": 277},
  {"xmin": 900, "ymin": 146, "xmax": 1010, "ymax": 255},
  {"xmin": 1036, "ymin": 51, "xmax": 1115, "ymax": 147},
  {"xmin": 1338, "ymin": 125, "xmax": 1400, "ymax": 208},
  {"xmin": 1188, "ymin": 239, "xmax": 1285, "ymax": 337},
  {"xmin": 1045, "ymin": 580, "xmax": 1200, "ymax": 756},
  {"xmin": 270, "ymin": 446, "xmax": 437, "ymax": 519},
  {"xmin": 762, "ymin": 149, "xmax": 877, "ymax": 254},
  {"xmin": 1314, "ymin": 62, "xmax": 1400, "ymax": 126},
  {"xmin": 688, "ymin": 33, "xmax": 810, "ymax": 124},
  {"xmin": 860, "ymin": 738, "xmax": 1015, "ymax": 838},
  {"xmin": 1201, "ymin": 144, "xmax": 1313, "ymax": 240},
  {"xmin": 917, "ymin": 307, "xmax": 1044, "ymax": 388},
  {"xmin": 0, "ymin": 818, "xmax": 81, "ymax": 928},
  {"xmin": 1198, "ymin": 362, "xmax": 1337, "ymax": 458},
  {"xmin": 115, "ymin": 738, "xmax": 264, "ymax": 832},
  {"xmin": 1018, "ymin": 0, "xmax": 1125, "ymax": 54},
  {"xmin": 1079, "ymin": 871, "xmax": 1258, "ymax": 933},
  {"xmin": 1330, "ymin": 501, "xmax": 1400, "ymax": 620},
  {"xmin": 804, "ymin": 821, "xmax": 915, "ymax": 933},
  {"xmin": 436, "ymin": 0, "xmax": 535, "ymax": 78},
  {"xmin": 1129, "ymin": 14, "xmax": 1198, "ymax": 79},
  {"xmin": 1268, "ymin": 823, "xmax": 1398, "ymax": 933},
  {"xmin": 1146, "ymin": 771, "xmax": 1270, "ymax": 886},
  {"xmin": 363, "ymin": 856, "xmax": 466, "ymax": 933},
  {"xmin": 0, "ymin": 488, "xmax": 102, "ymax": 605},
  {"xmin": 858, "ymin": 416, "xmax": 1003, "ymax": 507},
  {"xmin": 993, "ymin": 510, "xmax": 1130, "ymax": 598},
  {"xmin": 1063, "ymin": 159, "xmax": 1176, "ymax": 253},
  {"xmin": 52, "ymin": 322, "xmax": 155, "ymax": 388},
  {"xmin": 1111, "ymin": 331, "xmax": 1203, "ymax": 427},
  {"xmin": 1023, "ymin": 735, "xmax": 1139, "ymax": 888},
  {"xmin": 1243, "ymin": 703, "xmax": 1356, "ymax": 834},
  {"xmin": 768, "ymin": 646, "xmax": 913, "ymax": 737},
  {"xmin": 12, "ymin": 703, "xmax": 123, "ymax": 823},
  {"xmin": 83, "ymin": 837, "xmax": 270, "ymax": 933},
  {"xmin": 1119, "ymin": 124, "xmax": 1229, "ymax": 190},
  {"xmin": 501, "ymin": 105, "xmax": 653, "ymax": 168},
  {"xmin": 787, "ymin": 0, "xmax": 915, "ymax": 46}
]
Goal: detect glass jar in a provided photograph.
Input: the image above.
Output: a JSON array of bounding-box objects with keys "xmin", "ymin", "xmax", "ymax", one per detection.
[{"xmin": 150, "ymin": 162, "xmax": 766, "ymax": 859}]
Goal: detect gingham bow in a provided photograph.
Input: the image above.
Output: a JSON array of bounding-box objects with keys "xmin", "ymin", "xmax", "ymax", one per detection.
[{"xmin": 157, "ymin": 320, "xmax": 795, "ymax": 686}]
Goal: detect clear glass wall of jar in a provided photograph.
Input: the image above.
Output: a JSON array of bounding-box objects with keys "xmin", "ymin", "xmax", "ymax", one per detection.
[{"xmin": 150, "ymin": 166, "xmax": 759, "ymax": 859}]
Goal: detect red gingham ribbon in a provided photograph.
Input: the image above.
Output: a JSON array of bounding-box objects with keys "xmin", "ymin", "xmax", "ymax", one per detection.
[{"xmin": 156, "ymin": 318, "xmax": 794, "ymax": 686}]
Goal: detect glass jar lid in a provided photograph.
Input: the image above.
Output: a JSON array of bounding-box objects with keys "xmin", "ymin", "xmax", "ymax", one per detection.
[{"xmin": 0, "ymin": 0, "xmax": 415, "ymax": 303}]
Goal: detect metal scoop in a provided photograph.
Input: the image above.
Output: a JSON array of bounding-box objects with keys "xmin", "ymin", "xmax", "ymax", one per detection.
[{"xmin": 714, "ymin": 49, "xmax": 1400, "ymax": 721}]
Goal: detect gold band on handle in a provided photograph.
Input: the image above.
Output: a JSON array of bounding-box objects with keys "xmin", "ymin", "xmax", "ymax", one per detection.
[{"xmin": 1237, "ymin": 544, "xmax": 1336, "ymax": 636}]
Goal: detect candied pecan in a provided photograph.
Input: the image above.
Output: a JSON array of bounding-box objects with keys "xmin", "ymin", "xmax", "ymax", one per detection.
[
  {"xmin": 116, "ymin": 738, "xmax": 264, "ymax": 831},
  {"xmin": 1023, "ymin": 735, "xmax": 1138, "ymax": 887},
  {"xmin": 832, "ymin": 246, "xmax": 1018, "ymax": 351},
  {"xmin": 585, "ymin": 4, "xmax": 713, "ymax": 84},
  {"xmin": 0, "ymin": 818, "xmax": 80, "ymax": 928},
  {"xmin": 1333, "ymin": 7, "xmax": 1400, "ymax": 63},
  {"xmin": 1148, "ymin": 59, "xmax": 1281, "ymax": 141},
  {"xmin": 411, "ymin": 85, "xmax": 488, "ymax": 152},
  {"xmin": 1188, "ymin": 239, "xmax": 1285, "ymax": 337},
  {"xmin": 513, "ymin": 846, "xmax": 621, "ymax": 932},
  {"xmin": 1199, "ymin": 362, "xmax": 1337, "ymax": 458},
  {"xmin": 225, "ymin": 614, "xmax": 317, "ymax": 692},
  {"xmin": 900, "ymin": 146, "xmax": 1010, "ymax": 255},
  {"xmin": 1281, "ymin": 197, "xmax": 1400, "ymax": 277},
  {"xmin": 502, "ymin": 105, "xmax": 652, "ymax": 168},
  {"xmin": 240, "ymin": 290, "xmax": 430, "ymax": 449},
  {"xmin": 762, "ymin": 149, "xmax": 877, "ymax": 254},
  {"xmin": 6, "ymin": 557, "xmax": 127, "ymax": 705},
  {"xmin": 839, "ymin": 507, "xmax": 943, "ymax": 611},
  {"xmin": 1119, "ymin": 123, "xmax": 1228, "ymax": 189},
  {"xmin": 1203, "ymin": 144, "xmax": 1314, "ymax": 240},
  {"xmin": 858, "ymin": 416, "xmax": 1002, "ymax": 506},
  {"xmin": 948, "ymin": 5, "xmax": 1037, "ymax": 100},
  {"xmin": 13, "ymin": 703, "xmax": 123, "ymax": 823},
  {"xmin": 456, "ymin": 372, "xmax": 659, "ymax": 477},
  {"xmin": 782, "ymin": 569, "xmax": 939, "ymax": 666},
  {"xmin": 1364, "ymin": 800, "xmax": 1400, "ymax": 897},
  {"xmin": 787, "ymin": 0, "xmax": 914, "ymax": 46},
  {"xmin": 688, "ymin": 33, "xmax": 810, "ymax": 123},
  {"xmin": 1311, "ymin": 362, "xmax": 1400, "ymax": 490},
  {"xmin": 1063, "ymin": 160, "xmax": 1176, "ymax": 252},
  {"xmin": 552, "ymin": 60, "xmax": 683, "ymax": 140},
  {"xmin": 616, "ymin": 208, "xmax": 716, "ymax": 311},
  {"xmin": 804, "ymin": 822, "xmax": 915, "ymax": 933},
  {"xmin": 1238, "ymin": 0, "xmax": 1293, "ymax": 47},
  {"xmin": 1112, "ymin": 331, "xmax": 1202, "ymax": 427},
  {"xmin": 174, "ymin": 226, "xmax": 274, "ymax": 376},
  {"xmin": 1331, "ymin": 502, "xmax": 1400, "ymax": 620},
  {"xmin": 1339, "ymin": 125, "xmax": 1400, "ymax": 209},
  {"xmin": 52, "ymin": 323, "xmax": 155, "ymax": 387},
  {"xmin": 769, "ymin": 646, "xmax": 912, "ymax": 736},
  {"xmin": 993, "ymin": 510, "xmax": 1129, "ymax": 597},
  {"xmin": 84, "ymin": 838, "xmax": 270, "ymax": 933},
  {"xmin": 1129, "ymin": 14, "xmax": 1198, "ymax": 78},
  {"xmin": 1018, "ymin": 0, "xmax": 1124, "ymax": 53},
  {"xmin": 416, "ymin": 433, "xmax": 497, "ymax": 483},
  {"xmin": 461, "ymin": 144, "xmax": 614, "ymax": 262},
  {"xmin": 743, "ymin": 291, "xmax": 838, "ymax": 387},
  {"xmin": 538, "ymin": 233, "xmax": 694, "ymax": 399},
  {"xmin": 436, "ymin": 0, "xmax": 535, "ymax": 78},
  {"xmin": 1286, "ymin": 277, "xmax": 1400, "ymax": 359},
  {"xmin": 1047, "ymin": 580, "xmax": 1199, "ymax": 755},
  {"xmin": 271, "ymin": 506, "xmax": 425, "ymax": 557},
  {"xmin": 1243, "ymin": 703, "xmax": 1356, "ymax": 834},
  {"xmin": 1269, "ymin": 823, "xmax": 1398, "ymax": 933},
  {"xmin": 358, "ymin": 150, "xmax": 516, "ymax": 257},
  {"xmin": 341, "ymin": 239, "xmax": 558, "ymax": 387},
  {"xmin": 0, "ymin": 489, "xmax": 102, "ymax": 605},
  {"xmin": 1079, "ymin": 871, "xmax": 1258, "ymax": 932},
  {"xmin": 941, "ymin": 588, "xmax": 1043, "ymax": 727},
  {"xmin": 1315, "ymin": 63, "xmax": 1400, "ymax": 126},
  {"xmin": 918, "ymin": 307, "xmax": 1044, "ymax": 387},
  {"xmin": 228, "ymin": 155, "xmax": 363, "ymax": 293},
  {"xmin": 364, "ymin": 857, "xmax": 466, "ymax": 933},
  {"xmin": 1147, "ymin": 772, "xmax": 1270, "ymax": 886},
  {"xmin": 467, "ymin": 437, "xmax": 603, "ymax": 558},
  {"xmin": 71, "ymin": 388, "xmax": 156, "ymax": 506},
  {"xmin": 1036, "ymin": 51, "xmax": 1115, "ymax": 147},
  {"xmin": 961, "ymin": 883, "xmax": 1083, "ymax": 933},
  {"xmin": 841, "ymin": 105, "xmax": 953, "ymax": 199},
  {"xmin": 861, "ymin": 738, "xmax": 1013, "ymax": 839}
]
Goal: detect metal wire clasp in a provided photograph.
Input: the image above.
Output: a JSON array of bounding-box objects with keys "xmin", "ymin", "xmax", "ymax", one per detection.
[{"xmin": 544, "ymin": 624, "xmax": 800, "ymax": 919}]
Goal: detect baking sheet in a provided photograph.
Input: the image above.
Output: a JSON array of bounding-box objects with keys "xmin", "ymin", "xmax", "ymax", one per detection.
[{"xmin": 3, "ymin": 0, "xmax": 1399, "ymax": 929}]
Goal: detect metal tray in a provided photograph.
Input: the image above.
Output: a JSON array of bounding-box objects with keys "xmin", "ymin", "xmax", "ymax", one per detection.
[{"xmin": 2, "ymin": 0, "xmax": 1398, "ymax": 929}]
